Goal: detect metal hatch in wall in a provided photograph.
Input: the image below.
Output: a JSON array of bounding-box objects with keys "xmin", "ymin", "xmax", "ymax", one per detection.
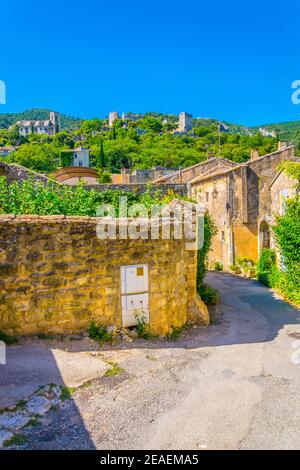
[{"xmin": 120, "ymin": 264, "xmax": 149, "ymax": 327}]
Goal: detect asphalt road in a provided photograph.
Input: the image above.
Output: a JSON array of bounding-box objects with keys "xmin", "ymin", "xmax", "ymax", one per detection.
[{"xmin": 2, "ymin": 272, "xmax": 300, "ymax": 450}]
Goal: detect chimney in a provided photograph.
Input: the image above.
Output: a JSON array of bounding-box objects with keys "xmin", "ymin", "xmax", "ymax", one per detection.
[
  {"xmin": 207, "ymin": 151, "xmax": 215, "ymax": 159},
  {"xmin": 250, "ymin": 149, "xmax": 259, "ymax": 160},
  {"xmin": 278, "ymin": 141, "xmax": 288, "ymax": 151}
]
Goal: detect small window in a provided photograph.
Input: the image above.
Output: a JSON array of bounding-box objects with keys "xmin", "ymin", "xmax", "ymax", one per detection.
[
  {"xmin": 221, "ymin": 231, "xmax": 225, "ymax": 242},
  {"xmin": 205, "ymin": 192, "xmax": 209, "ymax": 202}
]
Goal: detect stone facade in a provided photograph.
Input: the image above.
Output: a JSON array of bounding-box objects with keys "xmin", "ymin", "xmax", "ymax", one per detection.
[
  {"xmin": 154, "ymin": 157, "xmax": 238, "ymax": 184},
  {"xmin": 178, "ymin": 112, "xmax": 193, "ymax": 133},
  {"xmin": 17, "ymin": 112, "xmax": 61, "ymax": 137},
  {"xmin": 0, "ymin": 162, "xmax": 52, "ymax": 185},
  {"xmin": 0, "ymin": 215, "xmax": 208, "ymax": 336},
  {"xmin": 85, "ymin": 182, "xmax": 188, "ymax": 196},
  {"xmin": 190, "ymin": 145, "xmax": 298, "ymax": 269},
  {"xmin": 115, "ymin": 167, "xmax": 175, "ymax": 184}
]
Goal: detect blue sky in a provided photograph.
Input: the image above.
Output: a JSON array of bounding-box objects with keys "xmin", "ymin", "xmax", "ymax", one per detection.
[{"xmin": 1, "ymin": 0, "xmax": 300, "ymax": 125}]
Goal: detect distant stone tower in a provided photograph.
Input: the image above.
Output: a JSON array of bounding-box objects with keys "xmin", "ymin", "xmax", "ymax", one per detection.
[
  {"xmin": 178, "ymin": 112, "xmax": 193, "ymax": 133},
  {"xmin": 108, "ymin": 111, "xmax": 119, "ymax": 127},
  {"xmin": 49, "ymin": 112, "xmax": 61, "ymax": 134}
]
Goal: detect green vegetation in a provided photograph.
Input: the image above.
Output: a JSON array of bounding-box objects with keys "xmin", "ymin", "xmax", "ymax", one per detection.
[
  {"xmin": 3, "ymin": 433, "xmax": 28, "ymax": 447},
  {"xmin": 198, "ymin": 284, "xmax": 219, "ymax": 305},
  {"xmin": 214, "ymin": 261, "xmax": 223, "ymax": 271},
  {"xmin": 272, "ymin": 196, "xmax": 300, "ymax": 305},
  {"xmin": 235, "ymin": 257, "xmax": 256, "ymax": 277},
  {"xmin": 0, "ymin": 177, "xmax": 169, "ymax": 216},
  {"xmin": 0, "ymin": 110, "xmax": 281, "ymax": 174},
  {"xmin": 229, "ymin": 264, "xmax": 241, "ymax": 274},
  {"xmin": 60, "ymin": 386, "xmax": 76, "ymax": 401},
  {"xmin": 167, "ymin": 324, "xmax": 188, "ymax": 340},
  {"xmin": 135, "ymin": 315, "xmax": 156, "ymax": 339},
  {"xmin": 87, "ymin": 321, "xmax": 113, "ymax": 343},
  {"xmin": 257, "ymin": 249, "xmax": 279, "ymax": 287},
  {"xmin": 257, "ymin": 163, "xmax": 300, "ymax": 304},
  {"xmin": 104, "ymin": 362, "xmax": 124, "ymax": 377},
  {"xmin": 279, "ymin": 161, "xmax": 300, "ymax": 191},
  {"xmin": 0, "ymin": 330, "xmax": 18, "ymax": 345},
  {"xmin": 197, "ymin": 213, "xmax": 218, "ymax": 305}
]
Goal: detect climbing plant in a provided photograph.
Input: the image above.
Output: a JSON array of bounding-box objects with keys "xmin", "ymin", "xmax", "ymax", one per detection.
[
  {"xmin": 272, "ymin": 196, "xmax": 300, "ymax": 305},
  {"xmin": 196, "ymin": 212, "xmax": 218, "ymax": 304}
]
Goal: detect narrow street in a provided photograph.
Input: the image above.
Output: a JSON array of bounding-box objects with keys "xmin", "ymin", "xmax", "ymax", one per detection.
[{"xmin": 1, "ymin": 272, "xmax": 300, "ymax": 450}]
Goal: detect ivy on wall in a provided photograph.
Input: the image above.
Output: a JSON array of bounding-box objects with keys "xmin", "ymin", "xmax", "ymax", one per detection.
[
  {"xmin": 272, "ymin": 196, "xmax": 300, "ymax": 305},
  {"xmin": 196, "ymin": 212, "xmax": 218, "ymax": 305}
]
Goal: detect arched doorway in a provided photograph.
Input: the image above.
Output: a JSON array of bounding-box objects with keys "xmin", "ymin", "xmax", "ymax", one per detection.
[{"xmin": 259, "ymin": 220, "xmax": 270, "ymax": 252}]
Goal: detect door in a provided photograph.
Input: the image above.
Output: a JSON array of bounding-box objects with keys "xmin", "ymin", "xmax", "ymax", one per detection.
[{"xmin": 120, "ymin": 265, "xmax": 149, "ymax": 327}]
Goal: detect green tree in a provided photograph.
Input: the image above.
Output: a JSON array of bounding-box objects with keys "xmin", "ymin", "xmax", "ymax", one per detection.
[{"xmin": 7, "ymin": 143, "xmax": 60, "ymax": 173}]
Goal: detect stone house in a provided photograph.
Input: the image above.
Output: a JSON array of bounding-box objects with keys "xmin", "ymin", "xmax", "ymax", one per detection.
[
  {"xmin": 114, "ymin": 166, "xmax": 175, "ymax": 184},
  {"xmin": 189, "ymin": 143, "xmax": 298, "ymax": 269},
  {"xmin": 16, "ymin": 112, "xmax": 61, "ymax": 137},
  {"xmin": 178, "ymin": 112, "xmax": 193, "ymax": 133},
  {"xmin": 155, "ymin": 155, "xmax": 238, "ymax": 185},
  {"xmin": 269, "ymin": 167, "xmax": 299, "ymax": 248}
]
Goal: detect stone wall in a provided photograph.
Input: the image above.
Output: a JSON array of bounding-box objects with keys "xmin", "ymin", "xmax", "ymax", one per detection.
[
  {"xmin": 0, "ymin": 162, "xmax": 188, "ymax": 197},
  {"xmin": 85, "ymin": 183, "xmax": 188, "ymax": 196},
  {"xmin": 0, "ymin": 162, "xmax": 51, "ymax": 185},
  {"xmin": 0, "ymin": 215, "xmax": 208, "ymax": 336},
  {"xmin": 156, "ymin": 157, "xmax": 238, "ymax": 184}
]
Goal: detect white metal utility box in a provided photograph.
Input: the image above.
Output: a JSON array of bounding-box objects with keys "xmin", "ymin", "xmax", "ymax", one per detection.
[{"xmin": 120, "ymin": 264, "xmax": 149, "ymax": 327}]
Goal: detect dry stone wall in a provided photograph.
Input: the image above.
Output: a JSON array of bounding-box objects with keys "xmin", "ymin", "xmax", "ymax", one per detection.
[{"xmin": 0, "ymin": 215, "xmax": 208, "ymax": 336}]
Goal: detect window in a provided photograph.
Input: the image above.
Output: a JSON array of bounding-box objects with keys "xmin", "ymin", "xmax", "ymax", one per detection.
[{"xmin": 205, "ymin": 192, "xmax": 209, "ymax": 202}]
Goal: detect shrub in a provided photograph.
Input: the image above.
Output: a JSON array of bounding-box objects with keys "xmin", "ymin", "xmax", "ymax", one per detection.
[
  {"xmin": 229, "ymin": 264, "xmax": 241, "ymax": 274},
  {"xmin": 0, "ymin": 331, "xmax": 18, "ymax": 345},
  {"xmin": 214, "ymin": 261, "xmax": 223, "ymax": 271},
  {"xmin": 197, "ymin": 212, "xmax": 217, "ymax": 304},
  {"xmin": 135, "ymin": 314, "xmax": 156, "ymax": 339},
  {"xmin": 272, "ymin": 196, "xmax": 300, "ymax": 304},
  {"xmin": 0, "ymin": 177, "xmax": 164, "ymax": 217},
  {"xmin": 235, "ymin": 257, "xmax": 256, "ymax": 276},
  {"xmin": 88, "ymin": 321, "xmax": 112, "ymax": 343},
  {"xmin": 198, "ymin": 283, "xmax": 218, "ymax": 305},
  {"xmin": 167, "ymin": 325, "xmax": 186, "ymax": 340},
  {"xmin": 257, "ymin": 248, "xmax": 278, "ymax": 287}
]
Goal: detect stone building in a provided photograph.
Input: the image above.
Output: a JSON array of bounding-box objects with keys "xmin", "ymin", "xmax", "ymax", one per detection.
[
  {"xmin": 0, "ymin": 209, "xmax": 208, "ymax": 337},
  {"xmin": 114, "ymin": 166, "xmax": 175, "ymax": 184},
  {"xmin": 178, "ymin": 112, "xmax": 193, "ymax": 133},
  {"xmin": 108, "ymin": 111, "xmax": 119, "ymax": 127},
  {"xmin": 62, "ymin": 147, "xmax": 90, "ymax": 167},
  {"xmin": 189, "ymin": 143, "xmax": 298, "ymax": 269},
  {"xmin": 155, "ymin": 155, "xmax": 238, "ymax": 184},
  {"xmin": 17, "ymin": 112, "xmax": 61, "ymax": 137}
]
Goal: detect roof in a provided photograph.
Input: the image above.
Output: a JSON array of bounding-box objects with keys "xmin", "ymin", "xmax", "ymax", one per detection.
[
  {"xmin": 155, "ymin": 157, "xmax": 238, "ymax": 184},
  {"xmin": 190, "ymin": 145, "xmax": 296, "ymax": 185},
  {"xmin": 269, "ymin": 157, "xmax": 300, "ymax": 187},
  {"xmin": 61, "ymin": 147, "xmax": 90, "ymax": 153},
  {"xmin": 17, "ymin": 120, "xmax": 53, "ymax": 127}
]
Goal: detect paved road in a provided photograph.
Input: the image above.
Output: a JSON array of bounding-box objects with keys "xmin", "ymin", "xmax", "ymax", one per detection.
[{"xmin": 3, "ymin": 272, "xmax": 300, "ymax": 449}]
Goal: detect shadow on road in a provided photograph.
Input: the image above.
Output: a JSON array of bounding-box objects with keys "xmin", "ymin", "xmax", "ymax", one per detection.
[{"xmin": 0, "ymin": 346, "xmax": 96, "ymax": 449}]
